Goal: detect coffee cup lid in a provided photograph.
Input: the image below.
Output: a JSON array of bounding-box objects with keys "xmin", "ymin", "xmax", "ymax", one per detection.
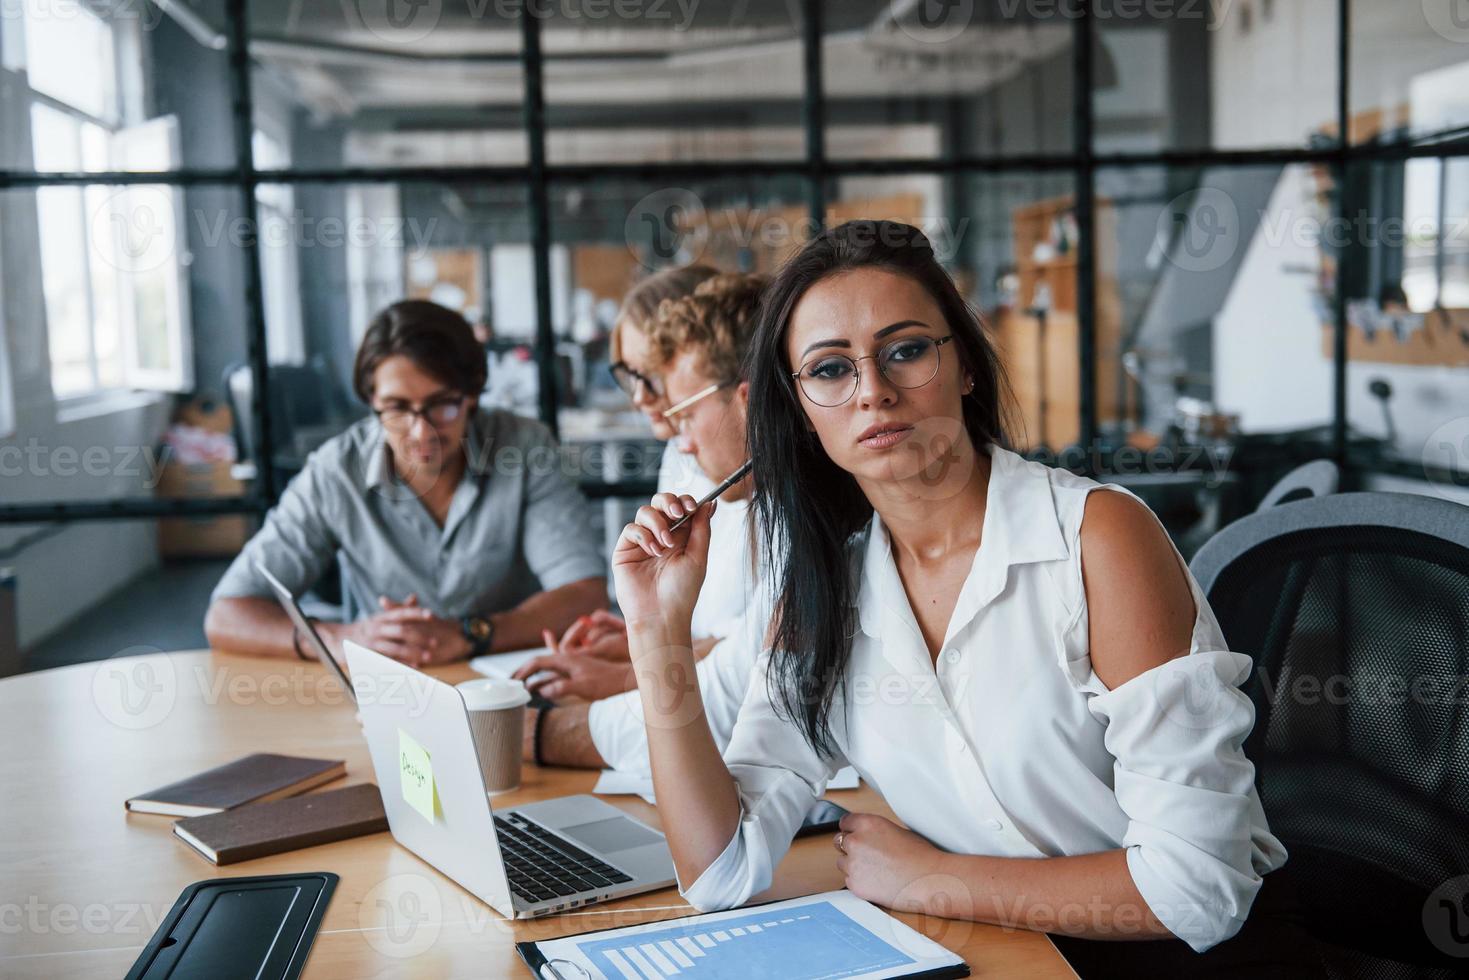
[{"xmin": 456, "ymin": 677, "xmax": 531, "ymax": 711}]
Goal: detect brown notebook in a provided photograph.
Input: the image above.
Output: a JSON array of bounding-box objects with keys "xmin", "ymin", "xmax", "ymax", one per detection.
[
  {"xmin": 173, "ymin": 783, "xmax": 389, "ymax": 865},
  {"xmin": 125, "ymin": 753, "xmax": 346, "ymax": 817}
]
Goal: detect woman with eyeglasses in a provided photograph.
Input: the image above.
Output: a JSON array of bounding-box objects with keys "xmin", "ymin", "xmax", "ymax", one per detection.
[
  {"xmin": 538, "ymin": 265, "xmax": 759, "ymax": 685},
  {"xmin": 514, "ymin": 274, "xmax": 782, "ymax": 776},
  {"xmin": 611, "ymin": 222, "xmax": 1322, "ymax": 977},
  {"xmin": 518, "ymin": 273, "xmax": 769, "ymax": 706}
]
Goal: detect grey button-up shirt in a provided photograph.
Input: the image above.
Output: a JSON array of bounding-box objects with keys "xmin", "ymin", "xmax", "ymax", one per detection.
[{"xmin": 212, "ymin": 408, "xmax": 605, "ymax": 619}]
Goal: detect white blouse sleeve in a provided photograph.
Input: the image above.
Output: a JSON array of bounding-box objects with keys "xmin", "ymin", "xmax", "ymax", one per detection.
[
  {"xmin": 587, "ymin": 627, "xmax": 760, "ymax": 774},
  {"xmin": 1083, "ymin": 651, "xmax": 1281, "ymax": 952},
  {"xmin": 1056, "ymin": 485, "xmax": 1288, "ymax": 952},
  {"xmin": 679, "ymin": 653, "xmax": 847, "ymax": 911}
]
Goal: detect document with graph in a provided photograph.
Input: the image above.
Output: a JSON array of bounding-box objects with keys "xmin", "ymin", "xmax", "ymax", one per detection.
[{"xmin": 515, "ymin": 889, "xmax": 969, "ymax": 980}]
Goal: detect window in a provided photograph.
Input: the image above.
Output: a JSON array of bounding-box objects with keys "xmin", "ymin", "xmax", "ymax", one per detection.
[{"xmin": 22, "ymin": 0, "xmax": 193, "ymax": 398}]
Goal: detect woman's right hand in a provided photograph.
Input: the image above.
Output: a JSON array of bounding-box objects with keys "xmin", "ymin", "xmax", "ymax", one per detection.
[{"xmin": 611, "ymin": 492, "xmax": 714, "ymax": 631}]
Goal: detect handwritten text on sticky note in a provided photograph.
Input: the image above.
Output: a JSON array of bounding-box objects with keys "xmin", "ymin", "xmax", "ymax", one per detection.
[{"xmin": 399, "ymin": 728, "xmax": 436, "ymax": 824}]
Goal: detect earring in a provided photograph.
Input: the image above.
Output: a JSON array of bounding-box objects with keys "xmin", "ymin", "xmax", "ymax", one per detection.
[{"xmin": 964, "ymin": 375, "xmax": 975, "ymax": 394}]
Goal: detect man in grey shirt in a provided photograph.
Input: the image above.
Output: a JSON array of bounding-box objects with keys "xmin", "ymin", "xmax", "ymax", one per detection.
[{"xmin": 205, "ymin": 300, "xmax": 607, "ymax": 665}]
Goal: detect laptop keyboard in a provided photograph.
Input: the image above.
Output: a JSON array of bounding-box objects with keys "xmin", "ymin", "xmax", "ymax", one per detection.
[{"xmin": 494, "ymin": 815, "xmax": 634, "ymax": 906}]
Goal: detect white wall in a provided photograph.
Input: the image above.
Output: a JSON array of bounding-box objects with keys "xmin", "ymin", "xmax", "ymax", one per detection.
[{"xmin": 1210, "ymin": 0, "xmax": 1469, "ymax": 474}]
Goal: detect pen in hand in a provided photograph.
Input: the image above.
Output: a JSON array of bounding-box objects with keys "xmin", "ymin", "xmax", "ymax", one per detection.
[{"xmin": 668, "ymin": 458, "xmax": 754, "ymax": 533}]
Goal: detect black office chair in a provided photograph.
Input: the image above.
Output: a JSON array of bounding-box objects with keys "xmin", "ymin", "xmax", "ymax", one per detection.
[
  {"xmin": 1256, "ymin": 459, "xmax": 1340, "ymax": 511},
  {"xmin": 1190, "ymin": 492, "xmax": 1469, "ymax": 979}
]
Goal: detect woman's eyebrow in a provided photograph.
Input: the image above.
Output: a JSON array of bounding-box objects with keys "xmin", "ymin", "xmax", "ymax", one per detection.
[{"xmin": 799, "ymin": 320, "xmax": 930, "ymax": 358}]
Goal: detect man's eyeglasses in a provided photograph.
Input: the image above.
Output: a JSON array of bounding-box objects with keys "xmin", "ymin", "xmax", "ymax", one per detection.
[
  {"xmin": 609, "ymin": 361, "xmax": 664, "ymax": 400},
  {"xmin": 792, "ymin": 335, "xmax": 954, "ymax": 408},
  {"xmin": 373, "ymin": 397, "xmax": 466, "ymax": 432},
  {"xmin": 661, "ymin": 382, "xmax": 731, "ymax": 433}
]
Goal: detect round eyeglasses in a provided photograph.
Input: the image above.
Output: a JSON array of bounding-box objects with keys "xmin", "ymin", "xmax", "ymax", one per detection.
[
  {"xmin": 791, "ymin": 335, "xmax": 953, "ymax": 408},
  {"xmin": 609, "ymin": 361, "xmax": 664, "ymax": 400},
  {"xmin": 374, "ymin": 398, "xmax": 465, "ymax": 432}
]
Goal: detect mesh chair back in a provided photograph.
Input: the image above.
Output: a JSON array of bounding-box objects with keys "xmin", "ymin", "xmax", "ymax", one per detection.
[{"xmin": 1190, "ymin": 492, "xmax": 1469, "ymax": 978}]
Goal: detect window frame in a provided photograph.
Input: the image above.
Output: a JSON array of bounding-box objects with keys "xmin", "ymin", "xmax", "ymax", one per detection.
[{"xmin": 2, "ymin": 0, "xmax": 1469, "ymax": 523}]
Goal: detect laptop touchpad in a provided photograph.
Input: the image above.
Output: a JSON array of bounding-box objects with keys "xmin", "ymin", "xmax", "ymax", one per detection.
[{"xmin": 558, "ymin": 816, "xmax": 662, "ymax": 854}]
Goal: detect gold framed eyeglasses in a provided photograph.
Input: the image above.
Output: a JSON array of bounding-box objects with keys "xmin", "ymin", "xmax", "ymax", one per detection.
[{"xmin": 661, "ymin": 382, "xmax": 731, "ymax": 433}]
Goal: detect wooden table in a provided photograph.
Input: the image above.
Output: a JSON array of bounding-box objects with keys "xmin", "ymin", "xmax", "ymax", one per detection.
[{"xmin": 0, "ymin": 651, "xmax": 1076, "ymax": 978}]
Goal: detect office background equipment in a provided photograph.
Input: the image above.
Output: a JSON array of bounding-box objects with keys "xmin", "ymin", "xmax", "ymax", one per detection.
[
  {"xmin": 1191, "ymin": 492, "xmax": 1469, "ymax": 979},
  {"xmin": 516, "ymin": 889, "xmax": 969, "ymax": 980},
  {"xmin": 126, "ymin": 754, "xmax": 346, "ymax": 817},
  {"xmin": 124, "ymin": 872, "xmax": 336, "ymax": 980},
  {"xmin": 173, "ymin": 783, "xmax": 389, "ymax": 865}
]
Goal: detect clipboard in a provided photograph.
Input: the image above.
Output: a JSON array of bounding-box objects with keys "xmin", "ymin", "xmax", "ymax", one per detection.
[{"xmin": 515, "ymin": 889, "xmax": 970, "ymax": 980}]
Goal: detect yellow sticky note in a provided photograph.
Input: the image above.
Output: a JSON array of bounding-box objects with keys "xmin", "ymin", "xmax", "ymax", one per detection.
[{"xmin": 399, "ymin": 728, "xmax": 436, "ymax": 824}]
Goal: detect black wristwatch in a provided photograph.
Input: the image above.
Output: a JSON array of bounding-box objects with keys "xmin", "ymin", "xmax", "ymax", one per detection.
[{"xmin": 460, "ymin": 614, "xmax": 495, "ymax": 659}]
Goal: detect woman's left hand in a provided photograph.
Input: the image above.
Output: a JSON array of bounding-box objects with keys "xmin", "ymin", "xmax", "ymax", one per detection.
[{"xmin": 833, "ymin": 812, "xmax": 946, "ymax": 914}]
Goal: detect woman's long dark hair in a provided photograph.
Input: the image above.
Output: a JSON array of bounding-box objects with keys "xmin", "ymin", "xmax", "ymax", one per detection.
[{"xmin": 745, "ymin": 220, "xmax": 1014, "ymax": 757}]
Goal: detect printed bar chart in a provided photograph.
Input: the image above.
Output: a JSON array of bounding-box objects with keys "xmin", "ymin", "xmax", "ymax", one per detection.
[{"xmin": 576, "ymin": 900, "xmax": 917, "ymax": 980}]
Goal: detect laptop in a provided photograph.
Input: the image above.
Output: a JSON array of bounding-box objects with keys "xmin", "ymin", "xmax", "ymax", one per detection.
[
  {"xmin": 344, "ymin": 639, "xmax": 677, "ymax": 919},
  {"xmin": 256, "ymin": 561, "xmax": 355, "ymax": 703}
]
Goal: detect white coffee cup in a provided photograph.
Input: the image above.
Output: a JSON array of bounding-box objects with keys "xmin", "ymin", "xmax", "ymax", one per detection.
[{"xmin": 456, "ymin": 678, "xmax": 531, "ymax": 795}]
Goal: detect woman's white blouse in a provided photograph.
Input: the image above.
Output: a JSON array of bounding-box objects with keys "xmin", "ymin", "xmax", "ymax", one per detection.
[
  {"xmin": 680, "ymin": 445, "xmax": 1288, "ymax": 953},
  {"xmin": 656, "ymin": 441, "xmax": 751, "ymax": 639}
]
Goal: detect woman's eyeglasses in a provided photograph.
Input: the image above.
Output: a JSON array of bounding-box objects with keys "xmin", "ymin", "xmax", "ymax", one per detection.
[
  {"xmin": 609, "ymin": 361, "xmax": 664, "ymax": 400},
  {"xmin": 792, "ymin": 335, "xmax": 953, "ymax": 408},
  {"xmin": 373, "ymin": 397, "xmax": 465, "ymax": 432},
  {"xmin": 661, "ymin": 382, "xmax": 730, "ymax": 433}
]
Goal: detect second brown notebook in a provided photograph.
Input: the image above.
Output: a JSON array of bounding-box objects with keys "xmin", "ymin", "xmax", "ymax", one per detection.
[{"xmin": 173, "ymin": 783, "xmax": 389, "ymax": 865}]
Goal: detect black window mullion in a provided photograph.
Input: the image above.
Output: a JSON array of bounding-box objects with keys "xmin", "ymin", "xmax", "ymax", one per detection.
[
  {"xmin": 227, "ymin": 0, "xmax": 276, "ymax": 503},
  {"xmin": 1332, "ymin": 0, "xmax": 1351, "ymax": 470},
  {"xmin": 802, "ymin": 0, "xmax": 826, "ymax": 228},
  {"xmin": 1073, "ymin": 1, "xmax": 1098, "ymax": 462},
  {"xmin": 520, "ymin": 8, "xmax": 559, "ymax": 439}
]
